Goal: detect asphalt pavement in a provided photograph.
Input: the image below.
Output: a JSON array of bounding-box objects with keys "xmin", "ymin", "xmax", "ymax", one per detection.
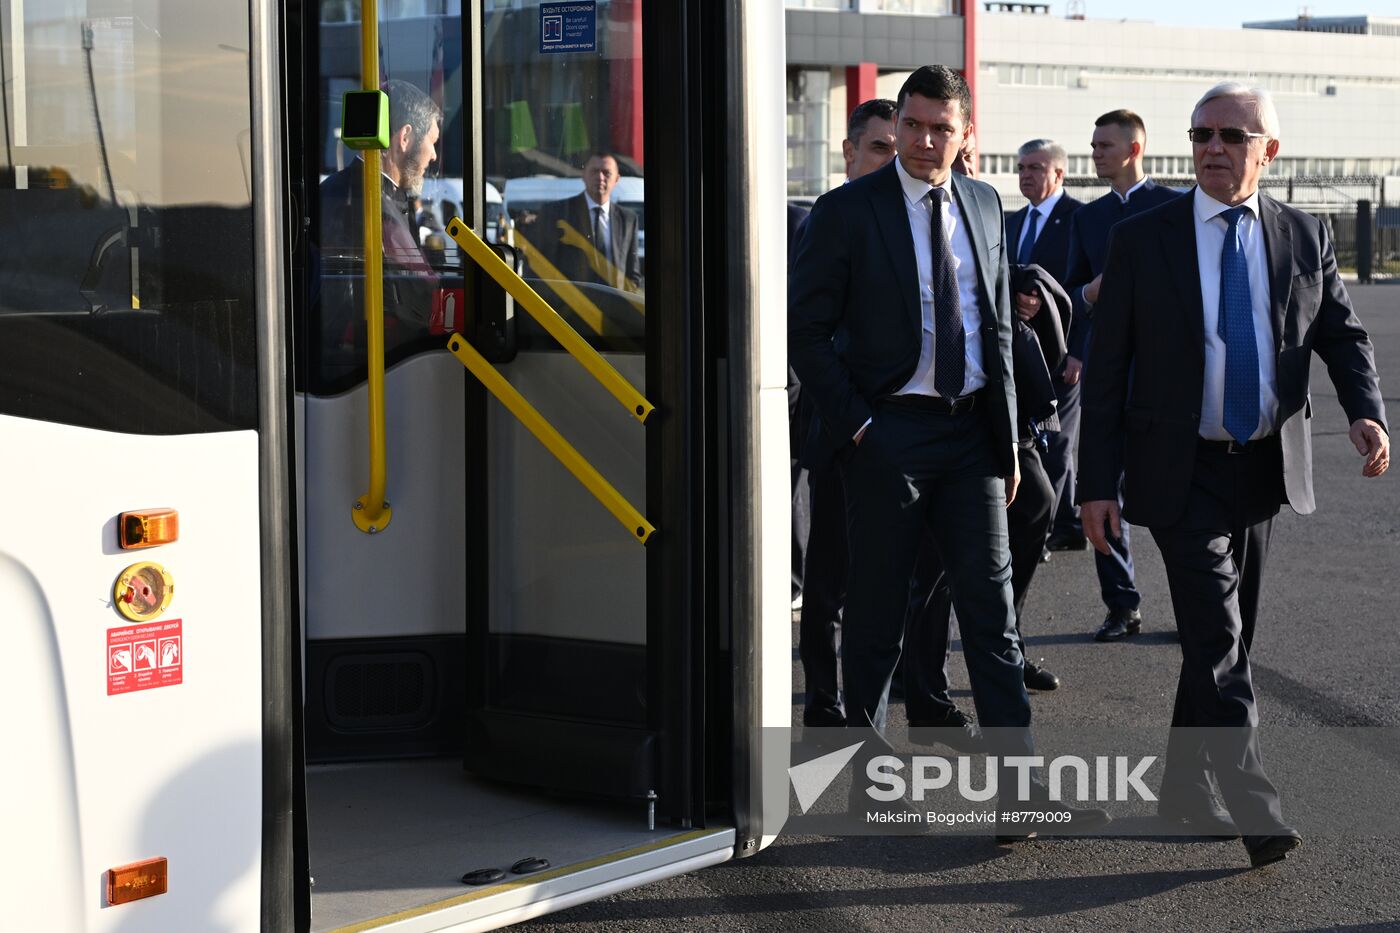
[{"xmin": 523, "ymin": 284, "xmax": 1400, "ymax": 933}]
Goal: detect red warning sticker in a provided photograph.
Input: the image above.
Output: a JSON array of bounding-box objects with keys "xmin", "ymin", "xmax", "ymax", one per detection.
[{"xmin": 108, "ymin": 619, "xmax": 182, "ymax": 696}]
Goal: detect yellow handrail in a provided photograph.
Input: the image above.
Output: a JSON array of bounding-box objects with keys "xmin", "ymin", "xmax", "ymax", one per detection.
[
  {"xmin": 551, "ymin": 219, "xmax": 646, "ymax": 308},
  {"xmin": 509, "ymin": 230, "xmax": 607, "ymax": 336},
  {"xmin": 446, "ymin": 334, "xmax": 654, "ymax": 545},
  {"xmin": 352, "ymin": 0, "xmax": 391, "ymax": 534},
  {"xmin": 446, "ymin": 218, "xmax": 654, "ymax": 424}
]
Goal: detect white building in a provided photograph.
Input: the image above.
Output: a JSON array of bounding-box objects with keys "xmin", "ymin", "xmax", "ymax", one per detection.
[{"xmin": 786, "ymin": 3, "xmax": 1400, "ymax": 196}]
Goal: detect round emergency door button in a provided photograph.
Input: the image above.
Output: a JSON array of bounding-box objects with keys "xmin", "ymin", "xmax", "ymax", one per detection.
[{"xmin": 114, "ymin": 561, "xmax": 175, "ymax": 622}]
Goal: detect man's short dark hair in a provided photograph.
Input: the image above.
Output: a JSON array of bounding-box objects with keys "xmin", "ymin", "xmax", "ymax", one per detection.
[
  {"xmin": 896, "ymin": 65, "xmax": 972, "ymax": 123},
  {"xmin": 384, "ymin": 79, "xmax": 441, "ymax": 144},
  {"xmin": 581, "ymin": 151, "xmax": 620, "ymax": 172},
  {"xmin": 847, "ymin": 98, "xmax": 896, "ymax": 146},
  {"xmin": 1095, "ymin": 109, "xmax": 1146, "ymax": 139}
]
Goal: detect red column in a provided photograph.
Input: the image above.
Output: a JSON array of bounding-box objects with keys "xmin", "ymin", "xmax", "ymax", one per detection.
[
  {"xmin": 609, "ymin": 0, "xmax": 644, "ymax": 166},
  {"xmin": 846, "ymin": 62, "xmax": 878, "ymax": 122},
  {"xmin": 962, "ymin": 0, "xmax": 978, "ymax": 128}
]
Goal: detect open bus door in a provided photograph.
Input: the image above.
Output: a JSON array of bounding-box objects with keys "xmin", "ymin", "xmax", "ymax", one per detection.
[{"xmin": 289, "ymin": 1, "xmax": 790, "ymax": 930}]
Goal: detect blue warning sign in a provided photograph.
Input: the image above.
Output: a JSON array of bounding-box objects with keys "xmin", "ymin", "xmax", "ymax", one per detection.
[{"xmin": 540, "ymin": 2, "xmax": 596, "ymax": 55}]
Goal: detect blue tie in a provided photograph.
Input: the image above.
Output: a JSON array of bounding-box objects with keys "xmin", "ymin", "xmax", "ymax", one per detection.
[
  {"xmin": 1218, "ymin": 206, "xmax": 1259, "ymax": 444},
  {"xmin": 1016, "ymin": 207, "xmax": 1040, "ymax": 266}
]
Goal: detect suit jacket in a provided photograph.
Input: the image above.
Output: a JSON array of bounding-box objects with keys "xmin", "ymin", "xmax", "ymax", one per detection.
[
  {"xmin": 1079, "ymin": 189, "xmax": 1387, "ymax": 528},
  {"xmin": 1062, "ymin": 179, "xmax": 1180, "ymax": 360},
  {"xmin": 789, "ymin": 160, "xmax": 1017, "ymax": 477},
  {"xmin": 1005, "ymin": 193, "xmax": 1083, "ymax": 283},
  {"xmin": 530, "ymin": 193, "xmax": 643, "ymax": 291},
  {"xmin": 1009, "ymin": 264, "xmax": 1073, "ymax": 436}
]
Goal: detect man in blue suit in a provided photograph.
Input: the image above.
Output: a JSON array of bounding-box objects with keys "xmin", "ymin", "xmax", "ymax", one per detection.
[{"xmin": 1061, "ymin": 109, "xmax": 1180, "ymax": 641}]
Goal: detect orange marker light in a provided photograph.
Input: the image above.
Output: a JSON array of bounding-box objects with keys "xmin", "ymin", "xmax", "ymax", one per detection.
[
  {"xmin": 107, "ymin": 857, "xmax": 168, "ymax": 906},
  {"xmin": 119, "ymin": 509, "xmax": 179, "ymax": 549}
]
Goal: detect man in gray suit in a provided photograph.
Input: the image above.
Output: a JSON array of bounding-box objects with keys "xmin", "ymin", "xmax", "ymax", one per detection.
[{"xmin": 1079, "ymin": 82, "xmax": 1389, "ymax": 867}]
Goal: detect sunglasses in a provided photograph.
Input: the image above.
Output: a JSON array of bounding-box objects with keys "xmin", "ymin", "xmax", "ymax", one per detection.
[{"xmin": 1187, "ymin": 127, "xmax": 1271, "ymax": 145}]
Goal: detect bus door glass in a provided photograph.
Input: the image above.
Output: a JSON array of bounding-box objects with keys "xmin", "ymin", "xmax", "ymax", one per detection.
[
  {"xmin": 471, "ymin": 0, "xmax": 652, "ymax": 797},
  {"xmin": 301, "ymin": 4, "xmax": 470, "ymax": 764}
]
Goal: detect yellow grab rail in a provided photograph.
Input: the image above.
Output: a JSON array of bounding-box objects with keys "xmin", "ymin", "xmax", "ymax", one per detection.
[
  {"xmin": 509, "ymin": 230, "xmax": 607, "ymax": 336},
  {"xmin": 352, "ymin": 0, "xmax": 391, "ymax": 534},
  {"xmin": 551, "ymin": 219, "xmax": 646, "ymax": 307},
  {"xmin": 446, "ymin": 218, "xmax": 654, "ymax": 424},
  {"xmin": 446, "ymin": 334, "xmax": 654, "ymax": 545}
]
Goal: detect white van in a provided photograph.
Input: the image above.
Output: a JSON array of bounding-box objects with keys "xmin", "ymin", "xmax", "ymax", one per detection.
[{"xmin": 420, "ymin": 176, "xmax": 506, "ymax": 242}]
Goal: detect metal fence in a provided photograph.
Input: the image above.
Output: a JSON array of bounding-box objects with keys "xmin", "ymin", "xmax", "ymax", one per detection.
[{"xmin": 998, "ymin": 175, "xmax": 1398, "ymax": 280}]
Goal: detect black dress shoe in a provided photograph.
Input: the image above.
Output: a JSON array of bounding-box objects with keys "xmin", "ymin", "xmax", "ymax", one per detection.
[
  {"xmin": 1046, "ymin": 530, "xmax": 1088, "ymax": 551},
  {"xmin": 1094, "ymin": 608, "xmax": 1142, "ymax": 642},
  {"xmin": 1244, "ymin": 829, "xmax": 1303, "ymax": 867},
  {"xmin": 1157, "ymin": 798, "xmax": 1239, "ymax": 837},
  {"xmin": 997, "ymin": 797, "xmax": 1112, "ymax": 843},
  {"xmin": 908, "ymin": 707, "xmax": 984, "ymax": 753},
  {"xmin": 1023, "ymin": 659, "xmax": 1060, "ymax": 691}
]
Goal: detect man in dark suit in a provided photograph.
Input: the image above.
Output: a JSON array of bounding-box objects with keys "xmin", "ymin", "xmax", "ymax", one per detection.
[
  {"xmin": 794, "ymin": 98, "xmax": 899, "ymax": 730},
  {"xmin": 788, "ymin": 202, "xmax": 813, "ymax": 616},
  {"xmin": 1062, "ymin": 109, "xmax": 1181, "ymax": 641},
  {"xmin": 1004, "ymin": 140, "xmax": 1081, "ymax": 562},
  {"xmin": 1006, "ymin": 139, "xmax": 1082, "ymax": 283},
  {"xmin": 791, "ymin": 68, "xmax": 1109, "ymax": 832},
  {"xmin": 1079, "ymin": 82, "xmax": 1389, "ymax": 868},
  {"xmin": 319, "ymin": 79, "xmax": 441, "ymax": 348},
  {"xmin": 528, "ymin": 152, "xmax": 643, "ymax": 293}
]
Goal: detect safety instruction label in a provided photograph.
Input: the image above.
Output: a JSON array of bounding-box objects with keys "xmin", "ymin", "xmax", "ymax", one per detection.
[
  {"xmin": 540, "ymin": 2, "xmax": 596, "ymax": 54},
  {"xmin": 108, "ymin": 618, "xmax": 182, "ymax": 696}
]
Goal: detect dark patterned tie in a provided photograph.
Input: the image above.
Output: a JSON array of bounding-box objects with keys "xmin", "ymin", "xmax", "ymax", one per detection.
[
  {"xmin": 930, "ymin": 188, "xmax": 965, "ymax": 399},
  {"xmin": 1219, "ymin": 206, "xmax": 1259, "ymax": 444}
]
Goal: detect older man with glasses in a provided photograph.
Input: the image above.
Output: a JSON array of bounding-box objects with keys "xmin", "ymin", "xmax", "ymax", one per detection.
[{"xmin": 1078, "ymin": 81, "xmax": 1389, "ymax": 868}]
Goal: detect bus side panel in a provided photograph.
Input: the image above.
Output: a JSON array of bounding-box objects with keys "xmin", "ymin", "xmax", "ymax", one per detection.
[
  {"xmin": 1, "ymin": 414, "xmax": 263, "ymax": 932},
  {"xmin": 302, "ymin": 352, "xmax": 466, "ymax": 640},
  {"xmin": 0, "ymin": 552, "xmax": 86, "ymax": 931}
]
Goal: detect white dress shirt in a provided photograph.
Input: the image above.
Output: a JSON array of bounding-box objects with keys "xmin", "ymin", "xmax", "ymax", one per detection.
[
  {"xmin": 1193, "ymin": 187, "xmax": 1279, "ymax": 441},
  {"xmin": 1114, "ymin": 177, "xmax": 1150, "ymax": 204},
  {"xmin": 892, "ymin": 157, "xmax": 987, "ymax": 398},
  {"xmin": 583, "ymin": 193, "xmax": 611, "ymax": 263},
  {"xmin": 1018, "ymin": 186, "xmax": 1064, "ymax": 257}
]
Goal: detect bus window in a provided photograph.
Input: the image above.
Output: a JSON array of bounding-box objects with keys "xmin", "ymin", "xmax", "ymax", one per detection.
[
  {"xmin": 487, "ymin": 31, "xmax": 646, "ymax": 353},
  {"xmin": 308, "ymin": 11, "xmax": 466, "ymax": 395},
  {"xmin": 0, "ymin": 3, "xmax": 257, "ymax": 434}
]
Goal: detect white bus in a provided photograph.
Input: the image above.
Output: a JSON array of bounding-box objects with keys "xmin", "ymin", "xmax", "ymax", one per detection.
[{"xmin": 1, "ymin": 1, "xmax": 790, "ymax": 930}]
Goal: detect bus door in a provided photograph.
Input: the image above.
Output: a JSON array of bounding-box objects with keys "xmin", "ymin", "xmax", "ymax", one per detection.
[{"xmin": 295, "ymin": 2, "xmax": 724, "ymax": 929}]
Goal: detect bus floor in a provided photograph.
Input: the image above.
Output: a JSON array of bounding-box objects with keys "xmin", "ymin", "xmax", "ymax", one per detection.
[{"xmin": 307, "ymin": 758, "xmax": 667, "ymax": 932}]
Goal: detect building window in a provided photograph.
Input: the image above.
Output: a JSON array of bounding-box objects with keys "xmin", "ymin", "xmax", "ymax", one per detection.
[{"xmin": 787, "ymin": 68, "xmax": 832, "ymax": 196}]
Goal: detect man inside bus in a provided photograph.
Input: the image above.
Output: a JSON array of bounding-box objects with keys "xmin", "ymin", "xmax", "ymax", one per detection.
[
  {"xmin": 790, "ymin": 66, "xmax": 1109, "ymax": 829},
  {"xmin": 525, "ymin": 151, "xmax": 644, "ymax": 293},
  {"xmin": 319, "ymin": 79, "xmax": 441, "ymax": 349}
]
